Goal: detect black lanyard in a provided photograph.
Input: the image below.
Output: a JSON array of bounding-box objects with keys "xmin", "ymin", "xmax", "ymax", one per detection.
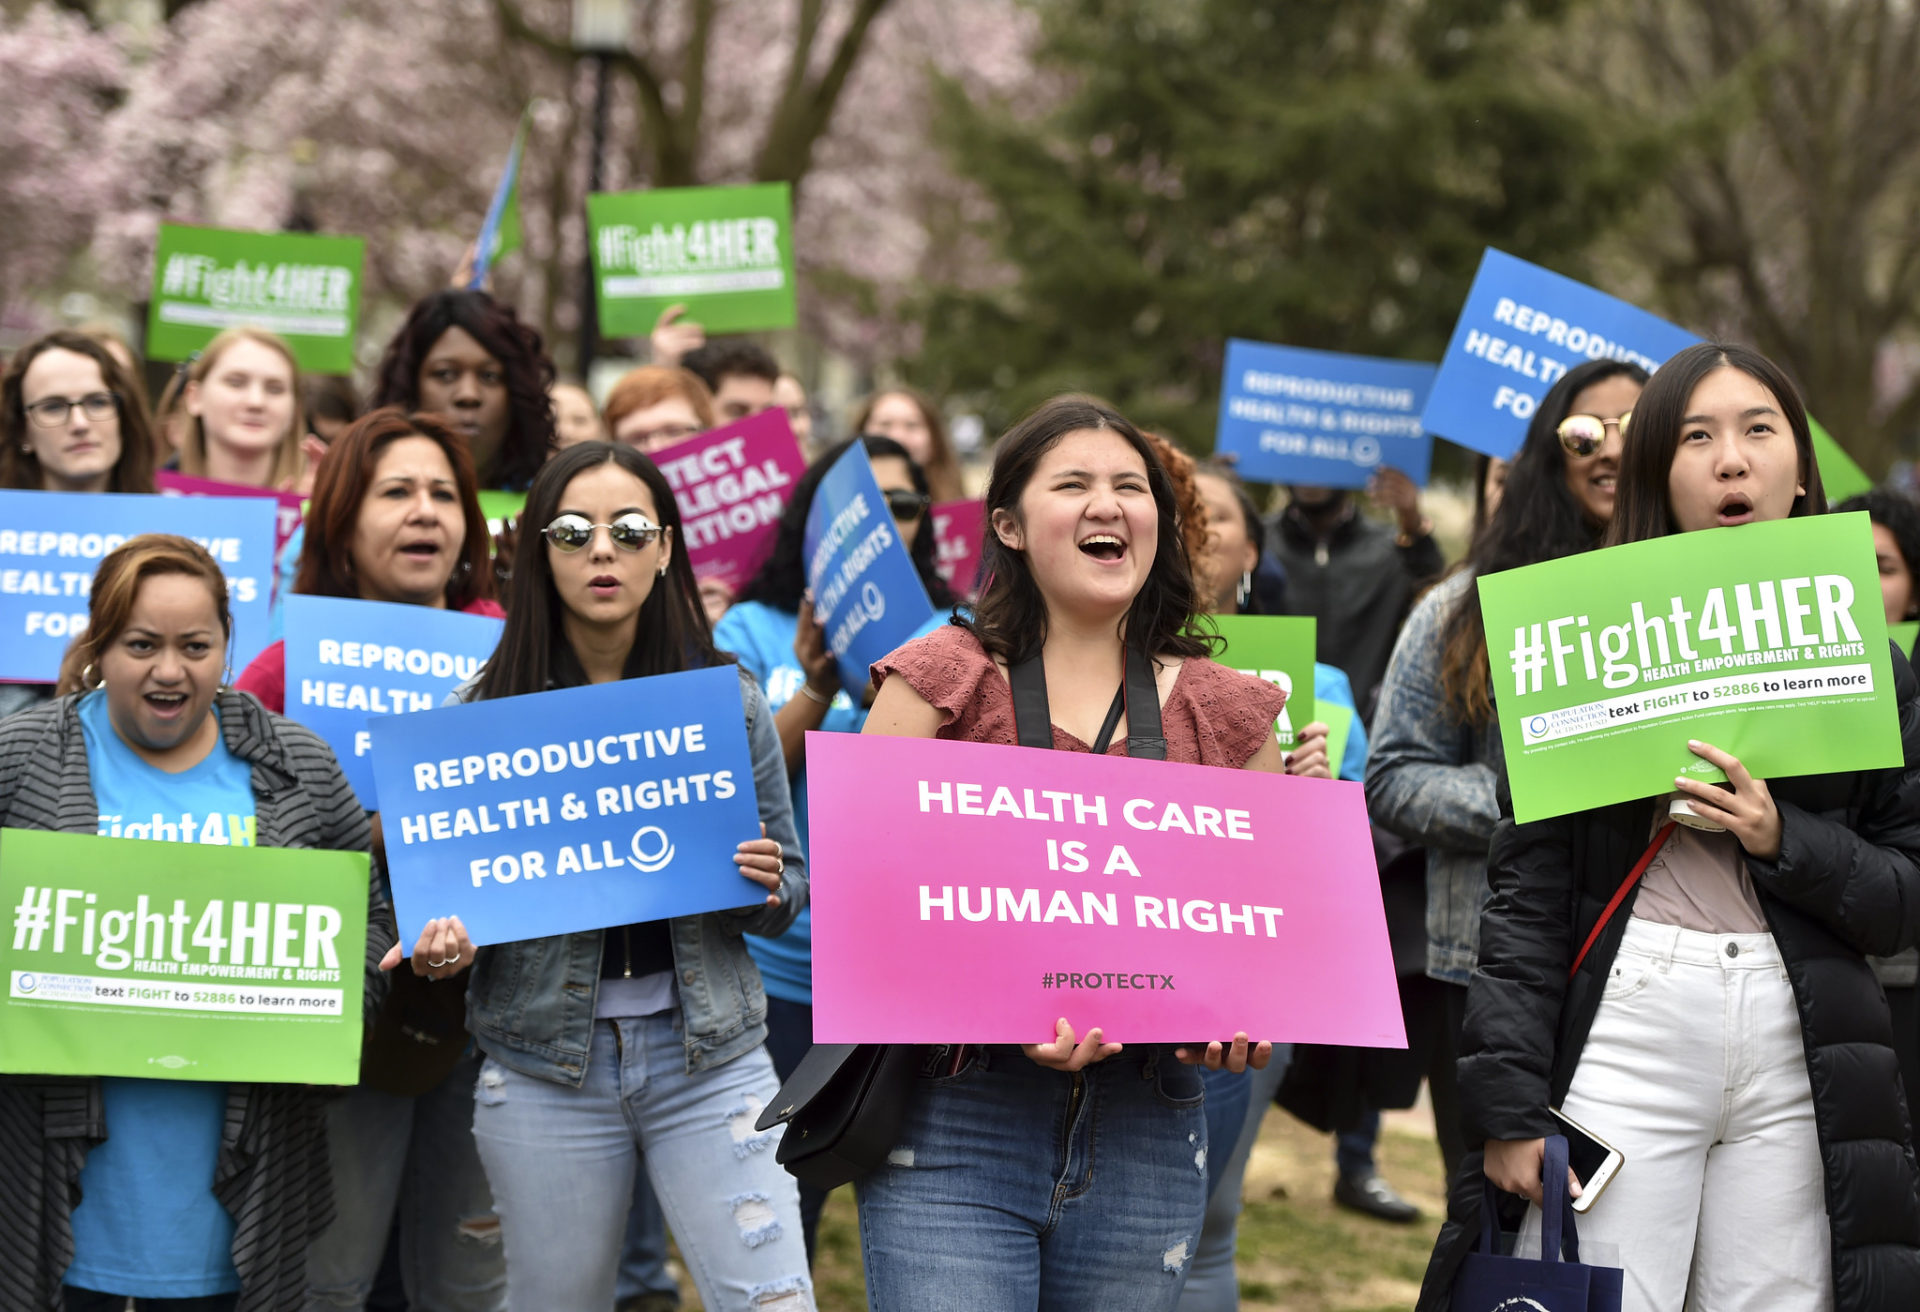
[{"xmin": 1007, "ymin": 646, "xmax": 1166, "ymax": 760}]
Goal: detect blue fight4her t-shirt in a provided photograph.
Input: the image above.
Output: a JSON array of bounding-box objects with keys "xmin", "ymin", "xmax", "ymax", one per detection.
[{"xmin": 66, "ymin": 690, "xmax": 256, "ymax": 1298}]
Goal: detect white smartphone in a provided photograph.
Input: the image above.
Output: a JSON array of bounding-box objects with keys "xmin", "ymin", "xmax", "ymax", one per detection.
[{"xmin": 1548, "ymin": 1106, "xmax": 1625, "ymax": 1213}]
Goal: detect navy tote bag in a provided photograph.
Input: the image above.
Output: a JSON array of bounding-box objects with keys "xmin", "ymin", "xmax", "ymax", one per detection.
[{"xmin": 1451, "ymin": 1136, "xmax": 1625, "ymax": 1312}]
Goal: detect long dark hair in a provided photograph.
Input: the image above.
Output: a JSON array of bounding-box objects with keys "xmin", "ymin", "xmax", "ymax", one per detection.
[
  {"xmin": 735, "ymin": 435, "xmax": 957, "ymax": 613},
  {"xmin": 294, "ymin": 408, "xmax": 494, "ymax": 611},
  {"xmin": 966, "ymin": 395, "xmax": 1213, "ymax": 664},
  {"xmin": 1608, "ymin": 342, "xmax": 1824, "ymax": 546},
  {"xmin": 373, "ymin": 290, "xmax": 556, "ymax": 491},
  {"xmin": 472, "ymin": 443, "xmax": 726, "ymax": 700},
  {"xmin": 1439, "ymin": 358, "xmax": 1649, "ymax": 724}
]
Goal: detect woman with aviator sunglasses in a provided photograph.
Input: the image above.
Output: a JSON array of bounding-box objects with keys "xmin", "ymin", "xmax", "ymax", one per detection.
[
  {"xmin": 713, "ymin": 435, "xmax": 957, "ymax": 1263},
  {"xmin": 1366, "ymin": 358, "xmax": 1646, "ymax": 1190},
  {"xmin": 388, "ymin": 441, "xmax": 815, "ymax": 1310}
]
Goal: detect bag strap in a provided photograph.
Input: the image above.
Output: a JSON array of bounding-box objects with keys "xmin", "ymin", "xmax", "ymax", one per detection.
[
  {"xmin": 1568, "ymin": 822, "xmax": 1674, "ymax": 981},
  {"xmin": 1477, "ymin": 1134, "xmax": 1581, "ymax": 1263},
  {"xmin": 1009, "ymin": 647, "xmax": 1165, "ymax": 760}
]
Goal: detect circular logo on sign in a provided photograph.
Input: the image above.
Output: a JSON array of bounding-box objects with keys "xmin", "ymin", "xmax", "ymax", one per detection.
[
  {"xmin": 152, "ymin": 1054, "xmax": 192, "ymax": 1070},
  {"xmin": 1491, "ymin": 1299, "xmax": 1553, "ymax": 1312},
  {"xmin": 1527, "ymin": 715, "xmax": 1548, "ymax": 739},
  {"xmin": 1353, "ymin": 437, "xmax": 1382, "ymax": 466},
  {"xmin": 16, "ymin": 973, "xmax": 37, "ymax": 994},
  {"xmin": 861, "ymin": 580, "xmax": 886, "ymax": 623},
  {"xmin": 629, "ymin": 825, "xmax": 676, "ymax": 874}
]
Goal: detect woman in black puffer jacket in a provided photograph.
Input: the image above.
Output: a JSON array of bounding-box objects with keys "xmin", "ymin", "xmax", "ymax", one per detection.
[{"xmin": 1419, "ymin": 344, "xmax": 1920, "ymax": 1312}]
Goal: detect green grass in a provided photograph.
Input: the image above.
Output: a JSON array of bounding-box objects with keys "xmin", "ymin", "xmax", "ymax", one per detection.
[{"xmin": 673, "ymin": 1106, "xmax": 1447, "ymax": 1311}]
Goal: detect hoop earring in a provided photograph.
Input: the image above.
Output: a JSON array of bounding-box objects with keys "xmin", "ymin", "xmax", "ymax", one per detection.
[
  {"xmin": 80, "ymin": 662, "xmax": 100, "ymax": 689},
  {"xmin": 1235, "ymin": 570, "xmax": 1252, "ymax": 608}
]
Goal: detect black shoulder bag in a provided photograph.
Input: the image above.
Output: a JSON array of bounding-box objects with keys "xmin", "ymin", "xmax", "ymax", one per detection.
[{"xmin": 757, "ymin": 645, "xmax": 1166, "ymax": 1190}]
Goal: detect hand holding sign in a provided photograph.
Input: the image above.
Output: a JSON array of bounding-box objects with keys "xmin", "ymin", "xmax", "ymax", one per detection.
[
  {"xmin": 733, "ymin": 822, "xmax": 786, "ymax": 907},
  {"xmin": 1674, "ymin": 740, "xmax": 1783, "ymax": 859},
  {"xmin": 380, "ymin": 915, "xmax": 474, "ymax": 982}
]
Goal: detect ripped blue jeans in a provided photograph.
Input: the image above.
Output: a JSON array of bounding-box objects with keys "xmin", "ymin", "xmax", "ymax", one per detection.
[
  {"xmin": 471, "ymin": 1016, "xmax": 813, "ymax": 1311},
  {"xmin": 856, "ymin": 1044, "xmax": 1208, "ymax": 1312}
]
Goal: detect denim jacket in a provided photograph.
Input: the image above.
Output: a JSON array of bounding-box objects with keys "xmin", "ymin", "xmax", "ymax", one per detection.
[
  {"xmin": 462, "ymin": 665, "xmax": 807, "ymax": 1086},
  {"xmin": 1364, "ymin": 572, "xmax": 1504, "ymax": 985}
]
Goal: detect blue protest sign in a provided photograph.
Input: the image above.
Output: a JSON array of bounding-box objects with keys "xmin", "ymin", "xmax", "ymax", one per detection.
[
  {"xmin": 367, "ymin": 665, "xmax": 765, "ymax": 947},
  {"xmin": 1214, "ymin": 339, "xmax": 1438, "ymax": 487},
  {"xmin": 1421, "ymin": 248, "xmax": 1702, "ymax": 460},
  {"xmin": 0, "ymin": 490, "xmax": 275, "ymax": 683},
  {"xmin": 283, "ymin": 595, "xmax": 505, "ymax": 807},
  {"xmin": 802, "ymin": 444, "xmax": 936, "ymax": 695}
]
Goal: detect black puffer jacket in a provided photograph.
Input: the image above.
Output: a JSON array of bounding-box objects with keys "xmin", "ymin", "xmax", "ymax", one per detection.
[{"xmin": 1419, "ymin": 644, "xmax": 1920, "ymax": 1311}]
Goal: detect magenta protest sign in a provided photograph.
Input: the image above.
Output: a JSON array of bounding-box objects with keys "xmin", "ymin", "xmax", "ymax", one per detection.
[
  {"xmin": 651, "ymin": 410, "xmax": 807, "ymax": 600},
  {"xmin": 806, "ymin": 732, "xmax": 1403, "ymax": 1047},
  {"xmin": 155, "ymin": 470, "xmax": 304, "ymax": 561},
  {"xmin": 931, "ymin": 498, "xmax": 985, "ymax": 600}
]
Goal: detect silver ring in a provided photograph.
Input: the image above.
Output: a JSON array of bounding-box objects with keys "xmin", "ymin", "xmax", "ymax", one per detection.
[
  {"xmin": 773, "ymin": 857, "xmax": 784, "ymax": 875},
  {"xmin": 427, "ymin": 956, "xmax": 452, "ymax": 968}
]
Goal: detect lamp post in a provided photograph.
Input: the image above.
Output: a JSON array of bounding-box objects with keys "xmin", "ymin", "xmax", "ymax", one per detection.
[{"xmin": 573, "ymin": 0, "xmax": 629, "ymax": 378}]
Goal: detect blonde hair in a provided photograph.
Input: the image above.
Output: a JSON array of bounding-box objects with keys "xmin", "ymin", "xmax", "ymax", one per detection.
[
  {"xmin": 602, "ymin": 365, "xmax": 715, "ymax": 436},
  {"xmin": 176, "ymin": 328, "xmax": 306, "ymax": 488}
]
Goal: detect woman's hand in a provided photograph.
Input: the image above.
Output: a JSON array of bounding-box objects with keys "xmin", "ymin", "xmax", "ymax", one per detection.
[
  {"xmin": 735, "ymin": 822, "xmax": 786, "ymax": 906},
  {"xmin": 379, "ymin": 916, "xmax": 474, "ymax": 982},
  {"xmin": 793, "ymin": 592, "xmax": 839, "ymax": 696},
  {"xmin": 1676, "ymin": 740, "xmax": 1782, "ymax": 860},
  {"xmin": 1483, "ymin": 1137, "xmax": 1581, "ymax": 1207},
  {"xmin": 1175, "ymin": 1033, "xmax": 1273, "ymax": 1072},
  {"xmin": 1023, "ymin": 1017, "xmax": 1123, "ymax": 1071},
  {"xmin": 1285, "ymin": 722, "xmax": 1332, "ymax": 779}
]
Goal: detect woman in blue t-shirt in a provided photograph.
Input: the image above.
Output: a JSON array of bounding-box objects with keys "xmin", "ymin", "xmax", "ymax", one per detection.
[
  {"xmin": 712, "ymin": 434, "xmax": 957, "ymax": 1260},
  {"xmin": 0, "ymin": 533, "xmax": 392, "ymax": 1310}
]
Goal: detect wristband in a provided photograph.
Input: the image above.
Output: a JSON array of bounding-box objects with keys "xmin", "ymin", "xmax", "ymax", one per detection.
[{"xmin": 799, "ymin": 682, "xmax": 835, "ymax": 706}]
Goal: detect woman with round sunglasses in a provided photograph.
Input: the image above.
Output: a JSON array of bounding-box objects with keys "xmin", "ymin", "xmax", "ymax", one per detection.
[
  {"xmin": 1366, "ymin": 358, "xmax": 1646, "ymax": 1190},
  {"xmin": 711, "ymin": 435, "xmax": 956, "ymax": 1264},
  {"xmin": 1420, "ymin": 344, "xmax": 1920, "ymax": 1312},
  {"xmin": 387, "ymin": 441, "xmax": 814, "ymax": 1310},
  {"xmin": 857, "ymin": 396, "xmax": 1283, "ymax": 1311},
  {"xmin": 231, "ymin": 410, "xmax": 505, "ymax": 1311}
]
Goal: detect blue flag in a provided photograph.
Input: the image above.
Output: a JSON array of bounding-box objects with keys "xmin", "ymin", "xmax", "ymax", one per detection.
[{"xmin": 470, "ymin": 106, "xmax": 530, "ymax": 288}]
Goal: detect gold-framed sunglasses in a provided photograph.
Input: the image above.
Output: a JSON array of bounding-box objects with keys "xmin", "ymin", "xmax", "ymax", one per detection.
[{"xmin": 1557, "ymin": 411, "xmax": 1632, "ymax": 458}]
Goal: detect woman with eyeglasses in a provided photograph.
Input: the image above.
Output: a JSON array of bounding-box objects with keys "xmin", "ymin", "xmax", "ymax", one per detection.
[
  {"xmin": 1366, "ymin": 359, "xmax": 1646, "ymax": 1188},
  {"xmin": 230, "ymin": 409, "xmax": 505, "ymax": 1311},
  {"xmin": 1420, "ymin": 344, "xmax": 1920, "ymax": 1312},
  {"xmin": 711, "ymin": 435, "xmax": 956, "ymax": 1263},
  {"xmin": 602, "ymin": 364, "xmax": 716, "ymax": 454},
  {"xmin": 387, "ymin": 441, "xmax": 814, "ymax": 1310},
  {"xmin": 0, "ymin": 331, "xmax": 159, "ymax": 721},
  {"xmin": 0, "ymin": 534, "xmax": 394, "ymax": 1311}
]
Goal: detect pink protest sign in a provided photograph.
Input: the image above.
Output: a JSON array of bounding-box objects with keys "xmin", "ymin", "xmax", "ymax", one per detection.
[
  {"xmin": 651, "ymin": 410, "xmax": 807, "ymax": 599},
  {"xmin": 931, "ymin": 498, "xmax": 985, "ymax": 600},
  {"xmin": 155, "ymin": 470, "xmax": 304, "ymax": 559},
  {"xmin": 806, "ymin": 732, "xmax": 1405, "ymax": 1047}
]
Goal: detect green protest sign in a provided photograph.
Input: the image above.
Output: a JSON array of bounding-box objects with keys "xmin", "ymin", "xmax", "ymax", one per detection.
[
  {"xmin": 148, "ymin": 224, "xmax": 365, "ymax": 374},
  {"xmin": 588, "ymin": 182, "xmax": 796, "ymax": 336},
  {"xmin": 1, "ymin": 829, "xmax": 369, "ymax": 1083},
  {"xmin": 1478, "ymin": 514, "xmax": 1900, "ymax": 824},
  {"xmin": 1810, "ymin": 417, "xmax": 1871, "ymax": 503},
  {"xmin": 1893, "ymin": 622, "xmax": 1918, "ymax": 660},
  {"xmin": 1323, "ymin": 700, "xmax": 1355, "ymax": 781},
  {"xmin": 1208, "ymin": 615, "xmax": 1316, "ymax": 750},
  {"xmin": 476, "ymin": 489, "xmax": 527, "ymax": 536}
]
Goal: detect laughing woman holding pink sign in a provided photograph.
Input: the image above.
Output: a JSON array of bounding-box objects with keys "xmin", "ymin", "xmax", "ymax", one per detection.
[
  {"xmin": 859, "ymin": 396, "xmax": 1286, "ymax": 1311},
  {"xmin": 1421, "ymin": 344, "xmax": 1920, "ymax": 1312}
]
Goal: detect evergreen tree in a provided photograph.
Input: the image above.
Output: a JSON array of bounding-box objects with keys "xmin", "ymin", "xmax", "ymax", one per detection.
[{"xmin": 913, "ymin": 0, "xmax": 1657, "ymax": 450}]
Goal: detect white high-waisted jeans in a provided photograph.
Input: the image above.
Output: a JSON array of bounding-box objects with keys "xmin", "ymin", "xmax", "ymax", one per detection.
[{"xmin": 1520, "ymin": 918, "xmax": 1832, "ymax": 1312}]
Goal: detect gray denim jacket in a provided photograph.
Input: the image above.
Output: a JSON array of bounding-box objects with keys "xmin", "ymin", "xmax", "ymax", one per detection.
[
  {"xmin": 461, "ymin": 665, "xmax": 807, "ymax": 1086},
  {"xmin": 1365, "ymin": 572, "xmax": 1505, "ymax": 985}
]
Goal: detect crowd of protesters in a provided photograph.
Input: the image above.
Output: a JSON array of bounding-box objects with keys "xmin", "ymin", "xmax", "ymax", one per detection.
[{"xmin": 1, "ymin": 265, "xmax": 1917, "ymax": 1312}]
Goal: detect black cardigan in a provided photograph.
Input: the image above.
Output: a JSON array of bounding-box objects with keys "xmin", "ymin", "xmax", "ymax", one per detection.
[
  {"xmin": 0, "ymin": 690, "xmax": 395, "ymax": 1312},
  {"xmin": 1420, "ymin": 644, "xmax": 1920, "ymax": 1311}
]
